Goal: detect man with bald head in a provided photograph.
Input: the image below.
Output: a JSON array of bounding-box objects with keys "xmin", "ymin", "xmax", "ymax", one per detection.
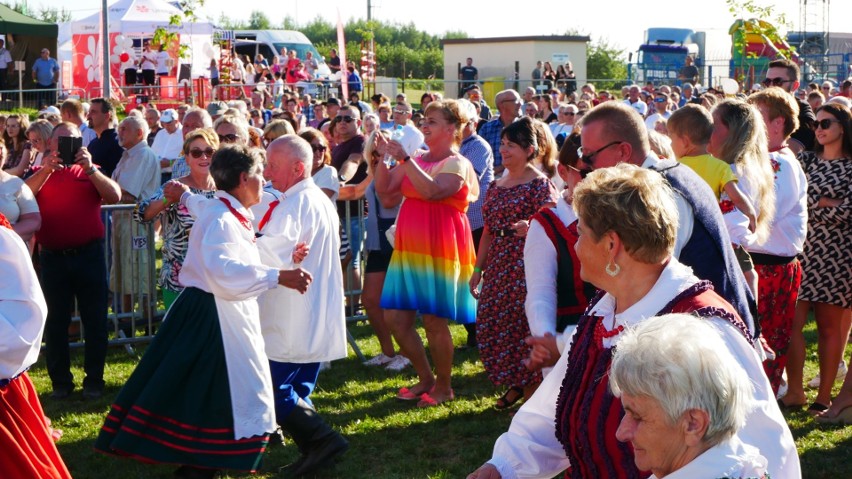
[
  {"xmin": 478, "ymin": 89, "xmax": 522, "ymax": 174},
  {"xmin": 254, "ymin": 135, "xmax": 348, "ymax": 476},
  {"xmin": 577, "ymin": 101, "xmax": 754, "ymax": 332}
]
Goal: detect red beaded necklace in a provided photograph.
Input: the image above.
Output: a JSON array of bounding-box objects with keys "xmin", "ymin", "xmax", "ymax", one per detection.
[
  {"xmin": 219, "ymin": 197, "xmax": 255, "ymax": 242},
  {"xmin": 593, "ymin": 318, "xmax": 624, "ymax": 348}
]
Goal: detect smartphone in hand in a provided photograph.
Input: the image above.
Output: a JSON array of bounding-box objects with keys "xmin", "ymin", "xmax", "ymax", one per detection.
[{"xmin": 58, "ymin": 136, "xmax": 83, "ymax": 165}]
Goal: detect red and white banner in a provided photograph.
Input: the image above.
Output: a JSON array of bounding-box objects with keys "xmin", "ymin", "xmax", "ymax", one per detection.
[{"xmin": 337, "ymin": 9, "xmax": 347, "ymax": 99}]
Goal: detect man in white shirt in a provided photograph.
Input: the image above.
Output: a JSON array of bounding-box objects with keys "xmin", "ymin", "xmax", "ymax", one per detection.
[
  {"xmin": 139, "ymin": 42, "xmax": 157, "ymax": 95},
  {"xmin": 150, "ymin": 109, "xmax": 183, "ymax": 184},
  {"xmin": 0, "ymin": 39, "xmax": 12, "ymax": 92},
  {"xmin": 549, "ymin": 103, "xmax": 577, "ymax": 138},
  {"xmin": 644, "ymin": 92, "xmax": 672, "ymax": 131},
  {"xmin": 255, "ymin": 135, "xmax": 348, "ymax": 477},
  {"xmin": 111, "ymin": 115, "xmax": 161, "ymax": 314},
  {"xmin": 391, "ymin": 101, "xmax": 424, "ymax": 155},
  {"xmin": 623, "ymin": 84, "xmax": 648, "ymax": 116},
  {"xmin": 304, "ymin": 51, "xmax": 318, "ymax": 79},
  {"xmin": 155, "ymin": 45, "xmax": 171, "ymax": 78}
]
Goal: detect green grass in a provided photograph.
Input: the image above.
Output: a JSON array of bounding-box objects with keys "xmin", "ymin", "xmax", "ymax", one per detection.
[{"xmin": 28, "ymin": 320, "xmax": 851, "ymax": 478}]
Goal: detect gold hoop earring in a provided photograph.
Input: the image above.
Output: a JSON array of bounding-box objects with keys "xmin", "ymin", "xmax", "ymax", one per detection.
[{"xmin": 605, "ymin": 260, "xmax": 621, "ymax": 277}]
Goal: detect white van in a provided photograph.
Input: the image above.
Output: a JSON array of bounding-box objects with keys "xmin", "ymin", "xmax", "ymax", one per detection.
[{"xmin": 233, "ymin": 30, "xmax": 331, "ymax": 79}]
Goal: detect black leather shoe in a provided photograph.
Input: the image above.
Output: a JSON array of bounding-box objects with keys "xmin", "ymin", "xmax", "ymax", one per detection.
[
  {"xmin": 173, "ymin": 465, "xmax": 218, "ymax": 479},
  {"xmin": 50, "ymin": 388, "xmax": 73, "ymax": 400},
  {"xmin": 290, "ymin": 432, "xmax": 349, "ymax": 477},
  {"xmin": 82, "ymin": 387, "xmax": 103, "ymax": 400}
]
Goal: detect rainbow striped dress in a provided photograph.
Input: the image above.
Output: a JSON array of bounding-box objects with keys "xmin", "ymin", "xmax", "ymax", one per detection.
[{"xmin": 380, "ymin": 154, "xmax": 477, "ymax": 324}]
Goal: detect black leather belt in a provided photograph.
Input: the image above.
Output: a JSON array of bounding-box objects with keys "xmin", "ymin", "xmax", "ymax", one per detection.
[
  {"xmin": 750, "ymin": 252, "xmax": 797, "ymax": 266},
  {"xmin": 42, "ymin": 240, "xmax": 100, "ymax": 256},
  {"xmin": 491, "ymin": 228, "xmax": 516, "ymax": 237}
]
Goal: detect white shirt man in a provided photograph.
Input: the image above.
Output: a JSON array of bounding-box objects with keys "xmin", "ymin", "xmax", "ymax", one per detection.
[
  {"xmin": 110, "ymin": 116, "xmax": 160, "ymax": 302},
  {"xmin": 644, "ymin": 93, "xmax": 672, "ymax": 131},
  {"xmin": 155, "ymin": 48, "xmax": 171, "ymax": 76},
  {"xmin": 253, "ymin": 135, "xmax": 348, "ymax": 476},
  {"xmin": 391, "ymin": 102, "xmax": 425, "ymax": 155},
  {"xmin": 0, "ymin": 39, "xmax": 12, "ymax": 90},
  {"xmin": 549, "ymin": 104, "xmax": 577, "ymax": 138},
  {"xmin": 150, "ymin": 109, "xmax": 183, "ymax": 179},
  {"xmin": 624, "ymin": 85, "xmax": 648, "ymax": 116},
  {"xmin": 304, "ymin": 52, "xmax": 318, "ymax": 79}
]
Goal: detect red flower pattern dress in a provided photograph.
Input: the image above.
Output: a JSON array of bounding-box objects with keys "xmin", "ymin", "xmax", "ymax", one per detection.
[{"xmin": 476, "ymin": 176, "xmax": 556, "ymax": 387}]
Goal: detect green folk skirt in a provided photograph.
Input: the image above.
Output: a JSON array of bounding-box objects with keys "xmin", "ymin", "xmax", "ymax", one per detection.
[{"xmin": 94, "ymin": 287, "xmax": 270, "ymax": 472}]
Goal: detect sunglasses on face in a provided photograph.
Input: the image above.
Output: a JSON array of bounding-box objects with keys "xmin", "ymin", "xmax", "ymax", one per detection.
[
  {"xmin": 560, "ymin": 111, "xmax": 575, "ymax": 116},
  {"xmin": 654, "ymin": 97, "xmax": 666, "ymax": 103},
  {"xmin": 218, "ymin": 133, "xmax": 239, "ymax": 143},
  {"xmin": 311, "ymin": 144, "xmax": 327, "ymax": 153},
  {"xmin": 815, "ymin": 118, "xmax": 840, "ymax": 130},
  {"xmin": 762, "ymin": 77, "xmax": 793, "ymax": 87},
  {"xmin": 189, "ymin": 147, "xmax": 216, "ymax": 159},
  {"xmin": 577, "ymin": 140, "xmax": 623, "ymax": 166},
  {"xmin": 337, "ymin": 115, "xmax": 356, "ymax": 123}
]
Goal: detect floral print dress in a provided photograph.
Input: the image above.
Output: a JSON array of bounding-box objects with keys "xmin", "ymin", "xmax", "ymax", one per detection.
[{"xmin": 476, "ymin": 176, "xmax": 556, "ymax": 387}]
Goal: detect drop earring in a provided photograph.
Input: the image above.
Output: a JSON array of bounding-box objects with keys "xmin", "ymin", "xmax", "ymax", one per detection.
[{"xmin": 605, "ymin": 260, "xmax": 620, "ymax": 277}]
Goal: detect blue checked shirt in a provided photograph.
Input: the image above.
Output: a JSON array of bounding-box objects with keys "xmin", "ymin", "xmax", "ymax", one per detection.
[
  {"xmin": 478, "ymin": 116, "xmax": 510, "ymax": 168},
  {"xmin": 460, "ymin": 134, "xmax": 494, "ymax": 231}
]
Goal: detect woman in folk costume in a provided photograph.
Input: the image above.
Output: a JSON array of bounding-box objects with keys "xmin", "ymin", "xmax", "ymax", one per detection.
[
  {"xmin": 95, "ymin": 145, "xmax": 312, "ymax": 479},
  {"xmin": 0, "ymin": 213, "xmax": 71, "ymax": 479}
]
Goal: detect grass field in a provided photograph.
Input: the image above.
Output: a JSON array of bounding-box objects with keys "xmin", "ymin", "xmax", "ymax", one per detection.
[{"xmin": 28, "ymin": 319, "xmax": 852, "ymax": 479}]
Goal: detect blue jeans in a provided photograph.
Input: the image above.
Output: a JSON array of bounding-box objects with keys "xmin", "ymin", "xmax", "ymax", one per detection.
[
  {"xmin": 269, "ymin": 361, "xmax": 320, "ymax": 420},
  {"xmin": 40, "ymin": 240, "xmax": 109, "ymax": 392},
  {"xmin": 348, "ymin": 216, "xmax": 364, "ymax": 268}
]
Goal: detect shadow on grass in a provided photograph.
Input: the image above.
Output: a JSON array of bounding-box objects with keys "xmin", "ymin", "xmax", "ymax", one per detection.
[{"xmin": 55, "ymin": 407, "xmax": 510, "ymax": 479}]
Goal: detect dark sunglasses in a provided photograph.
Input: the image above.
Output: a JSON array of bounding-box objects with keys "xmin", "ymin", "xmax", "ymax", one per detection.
[
  {"xmin": 762, "ymin": 77, "xmax": 793, "ymax": 87},
  {"xmin": 218, "ymin": 133, "xmax": 239, "ymax": 143},
  {"xmin": 189, "ymin": 147, "xmax": 216, "ymax": 159},
  {"xmin": 337, "ymin": 115, "xmax": 356, "ymax": 123},
  {"xmin": 653, "ymin": 97, "xmax": 667, "ymax": 103},
  {"xmin": 815, "ymin": 119, "xmax": 840, "ymax": 130},
  {"xmin": 560, "ymin": 111, "xmax": 575, "ymax": 116},
  {"xmin": 311, "ymin": 144, "xmax": 327, "ymax": 153},
  {"xmin": 577, "ymin": 140, "xmax": 623, "ymax": 166}
]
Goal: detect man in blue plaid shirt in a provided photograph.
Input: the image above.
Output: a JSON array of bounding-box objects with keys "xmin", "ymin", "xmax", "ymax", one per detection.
[
  {"xmin": 478, "ymin": 89, "xmax": 521, "ymax": 176},
  {"xmin": 458, "ymin": 99, "xmax": 494, "ymax": 348}
]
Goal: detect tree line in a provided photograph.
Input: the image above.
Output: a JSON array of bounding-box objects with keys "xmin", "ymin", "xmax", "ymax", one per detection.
[
  {"xmin": 3, "ymin": 1, "xmax": 72, "ymax": 22},
  {"xmin": 217, "ymin": 12, "xmax": 465, "ymax": 80}
]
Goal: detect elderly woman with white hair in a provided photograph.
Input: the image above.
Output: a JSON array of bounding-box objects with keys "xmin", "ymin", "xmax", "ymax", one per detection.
[{"xmin": 610, "ymin": 313, "xmax": 767, "ymax": 478}]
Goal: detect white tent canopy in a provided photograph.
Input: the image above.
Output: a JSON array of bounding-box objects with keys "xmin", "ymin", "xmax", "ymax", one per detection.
[
  {"xmin": 67, "ymin": 0, "xmax": 217, "ymax": 94},
  {"xmin": 71, "ymin": 0, "xmax": 214, "ymax": 35}
]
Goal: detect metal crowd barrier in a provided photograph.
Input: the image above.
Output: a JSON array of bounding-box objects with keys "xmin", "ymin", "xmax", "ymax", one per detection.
[
  {"xmin": 67, "ymin": 204, "xmax": 160, "ymax": 354},
  {"xmin": 67, "ymin": 203, "xmax": 368, "ymax": 360}
]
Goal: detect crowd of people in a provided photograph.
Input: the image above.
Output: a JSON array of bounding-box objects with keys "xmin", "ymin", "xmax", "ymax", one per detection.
[{"xmin": 0, "ymin": 53, "xmax": 850, "ymax": 478}]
